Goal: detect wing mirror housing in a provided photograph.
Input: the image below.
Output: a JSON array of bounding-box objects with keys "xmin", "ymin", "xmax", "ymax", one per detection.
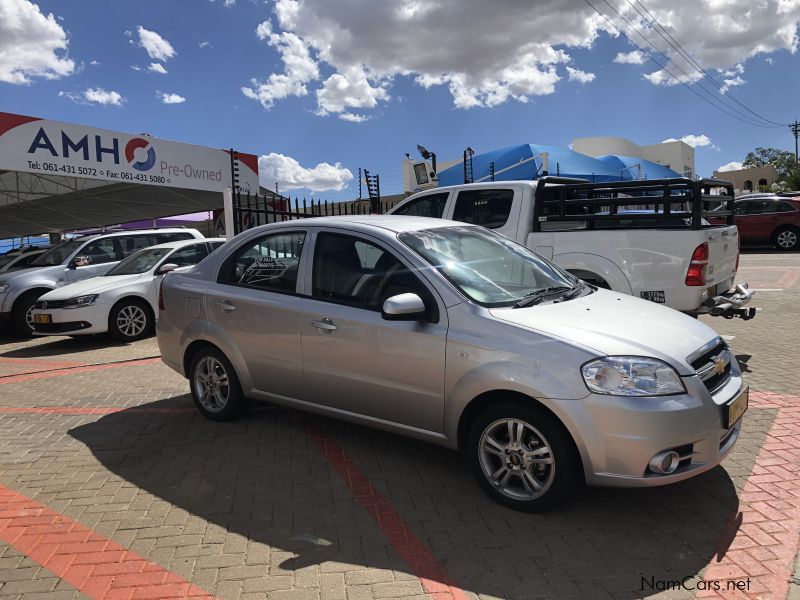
[
  {"xmin": 381, "ymin": 293, "xmax": 428, "ymax": 321},
  {"xmin": 157, "ymin": 263, "xmax": 179, "ymax": 275}
]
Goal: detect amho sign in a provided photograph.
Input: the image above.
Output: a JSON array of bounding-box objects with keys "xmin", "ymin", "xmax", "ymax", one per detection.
[{"xmin": 0, "ymin": 112, "xmax": 258, "ymax": 194}]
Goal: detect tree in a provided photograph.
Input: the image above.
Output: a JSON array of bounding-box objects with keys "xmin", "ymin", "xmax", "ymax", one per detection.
[{"xmin": 742, "ymin": 147, "xmax": 797, "ymax": 180}]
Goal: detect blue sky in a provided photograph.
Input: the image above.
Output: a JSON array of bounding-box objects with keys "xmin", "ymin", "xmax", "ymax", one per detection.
[{"xmin": 2, "ymin": 0, "xmax": 799, "ymax": 201}]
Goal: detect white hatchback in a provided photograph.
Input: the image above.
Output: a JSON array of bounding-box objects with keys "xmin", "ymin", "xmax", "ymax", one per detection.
[{"xmin": 31, "ymin": 238, "xmax": 224, "ymax": 341}]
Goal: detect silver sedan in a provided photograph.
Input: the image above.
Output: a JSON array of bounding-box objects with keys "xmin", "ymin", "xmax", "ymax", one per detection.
[{"xmin": 156, "ymin": 216, "xmax": 746, "ymax": 511}]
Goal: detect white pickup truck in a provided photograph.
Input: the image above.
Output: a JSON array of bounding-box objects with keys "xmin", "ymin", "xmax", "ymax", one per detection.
[{"xmin": 388, "ymin": 177, "xmax": 755, "ymax": 319}]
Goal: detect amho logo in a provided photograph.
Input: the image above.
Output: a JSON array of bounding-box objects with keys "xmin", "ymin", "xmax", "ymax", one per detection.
[{"xmin": 125, "ymin": 138, "xmax": 156, "ymax": 171}]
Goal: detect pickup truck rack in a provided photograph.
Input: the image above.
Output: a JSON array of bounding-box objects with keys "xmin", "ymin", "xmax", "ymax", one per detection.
[{"xmin": 532, "ymin": 177, "xmax": 735, "ymax": 232}]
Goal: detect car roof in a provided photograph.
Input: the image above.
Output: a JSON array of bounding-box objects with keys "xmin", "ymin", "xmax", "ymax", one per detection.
[
  {"xmin": 70, "ymin": 228, "xmax": 200, "ymax": 241},
  {"xmin": 254, "ymin": 215, "xmax": 473, "ymax": 235},
  {"xmin": 142, "ymin": 237, "xmax": 222, "ymax": 251}
]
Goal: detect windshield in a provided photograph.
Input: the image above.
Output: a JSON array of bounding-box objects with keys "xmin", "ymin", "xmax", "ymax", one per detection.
[
  {"xmin": 0, "ymin": 254, "xmax": 17, "ymax": 269},
  {"xmin": 399, "ymin": 226, "xmax": 577, "ymax": 307},
  {"xmin": 105, "ymin": 247, "xmax": 172, "ymax": 275},
  {"xmin": 31, "ymin": 240, "xmax": 85, "ymax": 266}
]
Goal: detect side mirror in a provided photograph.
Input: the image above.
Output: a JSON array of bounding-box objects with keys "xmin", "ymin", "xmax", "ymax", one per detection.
[
  {"xmin": 157, "ymin": 263, "xmax": 179, "ymax": 275},
  {"xmin": 69, "ymin": 256, "xmax": 90, "ymax": 269},
  {"xmin": 381, "ymin": 293, "xmax": 428, "ymax": 321}
]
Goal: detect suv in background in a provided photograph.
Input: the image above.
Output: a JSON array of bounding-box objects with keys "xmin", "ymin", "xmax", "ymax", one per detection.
[
  {"xmin": 712, "ymin": 197, "xmax": 800, "ymax": 251},
  {"xmin": 0, "ymin": 228, "xmax": 204, "ymax": 335}
]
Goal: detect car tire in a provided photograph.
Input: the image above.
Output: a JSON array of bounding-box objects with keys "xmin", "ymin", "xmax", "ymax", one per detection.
[
  {"xmin": 772, "ymin": 226, "xmax": 799, "ymax": 251},
  {"xmin": 467, "ymin": 400, "xmax": 581, "ymax": 512},
  {"xmin": 11, "ymin": 290, "xmax": 45, "ymax": 337},
  {"xmin": 189, "ymin": 347, "xmax": 245, "ymax": 421},
  {"xmin": 108, "ymin": 299, "xmax": 153, "ymax": 342}
]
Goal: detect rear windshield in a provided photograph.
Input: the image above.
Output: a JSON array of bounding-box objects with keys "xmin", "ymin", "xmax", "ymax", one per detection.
[{"xmin": 31, "ymin": 240, "xmax": 85, "ymax": 266}]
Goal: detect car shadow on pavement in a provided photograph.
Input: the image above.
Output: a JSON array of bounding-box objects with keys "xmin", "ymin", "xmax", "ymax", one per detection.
[
  {"xmin": 70, "ymin": 398, "xmax": 741, "ymax": 600},
  {"xmin": 0, "ymin": 334, "xmax": 134, "ymax": 358}
]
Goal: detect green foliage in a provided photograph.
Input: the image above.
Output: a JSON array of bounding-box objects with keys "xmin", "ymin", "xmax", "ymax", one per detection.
[
  {"xmin": 742, "ymin": 147, "xmax": 797, "ymax": 180},
  {"xmin": 784, "ymin": 168, "xmax": 800, "ymax": 192}
]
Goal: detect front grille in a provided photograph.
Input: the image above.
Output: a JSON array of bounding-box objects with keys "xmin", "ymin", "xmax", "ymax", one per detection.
[
  {"xmin": 689, "ymin": 338, "xmax": 732, "ymax": 394},
  {"xmin": 34, "ymin": 299, "xmax": 67, "ymax": 309}
]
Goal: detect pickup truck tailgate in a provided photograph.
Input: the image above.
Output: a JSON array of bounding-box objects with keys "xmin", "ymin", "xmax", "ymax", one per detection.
[{"xmin": 706, "ymin": 226, "xmax": 739, "ymax": 292}]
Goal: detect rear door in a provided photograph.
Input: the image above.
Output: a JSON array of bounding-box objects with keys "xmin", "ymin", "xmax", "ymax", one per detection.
[
  {"xmin": 298, "ymin": 230, "xmax": 447, "ymax": 433},
  {"xmin": 206, "ymin": 230, "xmax": 306, "ymax": 397}
]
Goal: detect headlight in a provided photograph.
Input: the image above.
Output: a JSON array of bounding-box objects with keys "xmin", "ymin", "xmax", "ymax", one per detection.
[
  {"xmin": 63, "ymin": 294, "xmax": 99, "ymax": 308},
  {"xmin": 581, "ymin": 357, "xmax": 685, "ymax": 396},
  {"xmin": 0, "ymin": 284, "xmax": 8, "ymax": 293}
]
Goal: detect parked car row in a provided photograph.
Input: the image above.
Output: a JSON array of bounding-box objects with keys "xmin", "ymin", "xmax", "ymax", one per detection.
[{"xmin": 710, "ymin": 194, "xmax": 800, "ymax": 250}]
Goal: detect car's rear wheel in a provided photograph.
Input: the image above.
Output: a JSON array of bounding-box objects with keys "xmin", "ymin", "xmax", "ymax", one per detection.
[
  {"xmin": 773, "ymin": 226, "xmax": 799, "ymax": 251},
  {"xmin": 189, "ymin": 347, "xmax": 245, "ymax": 421},
  {"xmin": 108, "ymin": 299, "xmax": 152, "ymax": 342},
  {"xmin": 467, "ymin": 401, "xmax": 580, "ymax": 512}
]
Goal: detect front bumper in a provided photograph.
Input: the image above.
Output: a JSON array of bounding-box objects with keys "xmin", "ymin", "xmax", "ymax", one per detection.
[
  {"xmin": 30, "ymin": 305, "xmax": 110, "ymax": 336},
  {"xmin": 559, "ymin": 367, "xmax": 745, "ymax": 487}
]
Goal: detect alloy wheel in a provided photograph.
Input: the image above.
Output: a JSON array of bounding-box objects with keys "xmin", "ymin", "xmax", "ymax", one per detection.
[
  {"xmin": 193, "ymin": 356, "xmax": 230, "ymax": 413},
  {"xmin": 116, "ymin": 305, "xmax": 147, "ymax": 338},
  {"xmin": 478, "ymin": 418, "xmax": 555, "ymax": 501},
  {"xmin": 777, "ymin": 230, "xmax": 797, "ymax": 249}
]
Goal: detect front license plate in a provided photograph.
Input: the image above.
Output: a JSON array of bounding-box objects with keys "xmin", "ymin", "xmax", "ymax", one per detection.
[
  {"xmin": 724, "ymin": 387, "xmax": 749, "ymax": 429},
  {"xmin": 33, "ymin": 313, "xmax": 52, "ymax": 325}
]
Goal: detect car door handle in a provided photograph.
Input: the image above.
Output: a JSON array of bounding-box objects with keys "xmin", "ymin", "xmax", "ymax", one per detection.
[
  {"xmin": 215, "ymin": 301, "xmax": 236, "ymax": 312},
  {"xmin": 311, "ymin": 318, "xmax": 338, "ymax": 332}
]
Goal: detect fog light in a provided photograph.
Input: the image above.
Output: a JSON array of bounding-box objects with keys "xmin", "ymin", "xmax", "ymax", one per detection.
[{"xmin": 649, "ymin": 450, "xmax": 680, "ymax": 475}]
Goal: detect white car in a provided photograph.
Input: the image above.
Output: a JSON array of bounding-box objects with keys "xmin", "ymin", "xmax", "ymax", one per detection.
[
  {"xmin": 0, "ymin": 248, "xmax": 48, "ymax": 273},
  {"xmin": 31, "ymin": 238, "xmax": 225, "ymax": 341}
]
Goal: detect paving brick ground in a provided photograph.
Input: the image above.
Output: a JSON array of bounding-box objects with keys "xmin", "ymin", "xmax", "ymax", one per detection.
[{"xmin": 0, "ymin": 249, "xmax": 797, "ymax": 600}]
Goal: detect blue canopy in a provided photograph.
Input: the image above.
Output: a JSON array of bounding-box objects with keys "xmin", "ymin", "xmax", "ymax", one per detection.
[
  {"xmin": 596, "ymin": 155, "xmax": 680, "ymax": 180},
  {"xmin": 435, "ymin": 144, "xmax": 680, "ymax": 186}
]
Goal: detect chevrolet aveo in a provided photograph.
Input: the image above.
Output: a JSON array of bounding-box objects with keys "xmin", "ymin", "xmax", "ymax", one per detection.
[{"xmin": 156, "ymin": 216, "xmax": 747, "ymax": 511}]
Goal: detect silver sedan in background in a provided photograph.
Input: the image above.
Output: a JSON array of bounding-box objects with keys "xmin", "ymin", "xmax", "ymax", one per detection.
[{"xmin": 156, "ymin": 216, "xmax": 746, "ymax": 511}]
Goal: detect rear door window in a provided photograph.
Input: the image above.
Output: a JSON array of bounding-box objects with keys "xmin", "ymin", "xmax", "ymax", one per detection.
[{"xmin": 452, "ymin": 189, "xmax": 514, "ymax": 229}]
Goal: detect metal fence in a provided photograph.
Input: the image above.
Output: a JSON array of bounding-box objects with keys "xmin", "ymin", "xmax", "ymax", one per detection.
[{"xmin": 232, "ymin": 191, "xmax": 403, "ymax": 235}]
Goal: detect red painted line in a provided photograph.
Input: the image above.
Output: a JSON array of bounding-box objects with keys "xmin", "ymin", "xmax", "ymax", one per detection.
[
  {"xmin": 698, "ymin": 391, "xmax": 800, "ymax": 599},
  {"xmin": 0, "ymin": 407, "xmax": 194, "ymax": 415},
  {"xmin": 0, "ymin": 357, "xmax": 160, "ymax": 385},
  {"xmin": 0, "ymin": 357, "xmax": 82, "ymax": 367},
  {"xmin": 305, "ymin": 422, "xmax": 470, "ymax": 600},
  {"xmin": 0, "ymin": 483, "xmax": 217, "ymax": 599}
]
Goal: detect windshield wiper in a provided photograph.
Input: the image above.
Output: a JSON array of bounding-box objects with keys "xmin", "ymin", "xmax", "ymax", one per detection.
[{"xmin": 513, "ymin": 286, "xmax": 571, "ymax": 308}]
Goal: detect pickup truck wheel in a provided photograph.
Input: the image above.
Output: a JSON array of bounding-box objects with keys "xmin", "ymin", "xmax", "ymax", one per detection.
[
  {"xmin": 11, "ymin": 290, "xmax": 45, "ymax": 337},
  {"xmin": 773, "ymin": 226, "xmax": 799, "ymax": 251},
  {"xmin": 189, "ymin": 347, "xmax": 245, "ymax": 421},
  {"xmin": 467, "ymin": 401, "xmax": 580, "ymax": 512}
]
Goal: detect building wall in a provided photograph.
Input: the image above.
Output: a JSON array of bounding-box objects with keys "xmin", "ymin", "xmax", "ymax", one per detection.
[
  {"xmin": 572, "ymin": 136, "xmax": 696, "ymax": 179},
  {"xmin": 712, "ymin": 164, "xmax": 778, "ymax": 195}
]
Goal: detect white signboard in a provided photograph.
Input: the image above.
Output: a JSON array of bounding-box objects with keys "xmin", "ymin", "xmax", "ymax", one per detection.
[{"xmin": 0, "ymin": 112, "xmax": 259, "ymax": 194}]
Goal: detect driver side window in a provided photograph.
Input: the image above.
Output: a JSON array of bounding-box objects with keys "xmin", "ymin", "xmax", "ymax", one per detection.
[
  {"xmin": 77, "ymin": 238, "xmax": 119, "ymax": 265},
  {"xmin": 312, "ymin": 233, "xmax": 428, "ymax": 310}
]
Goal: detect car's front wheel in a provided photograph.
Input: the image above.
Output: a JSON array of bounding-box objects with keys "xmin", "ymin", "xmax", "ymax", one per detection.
[
  {"xmin": 108, "ymin": 299, "xmax": 152, "ymax": 342},
  {"xmin": 467, "ymin": 401, "xmax": 581, "ymax": 512},
  {"xmin": 189, "ymin": 347, "xmax": 245, "ymax": 421}
]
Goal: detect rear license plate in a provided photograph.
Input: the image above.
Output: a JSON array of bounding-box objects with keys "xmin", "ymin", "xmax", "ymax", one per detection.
[
  {"xmin": 724, "ymin": 386, "xmax": 749, "ymax": 429},
  {"xmin": 33, "ymin": 313, "xmax": 52, "ymax": 325}
]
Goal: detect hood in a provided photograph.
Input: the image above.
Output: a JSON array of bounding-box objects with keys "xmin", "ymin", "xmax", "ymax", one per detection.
[
  {"xmin": 0, "ymin": 265, "xmax": 63, "ymax": 286},
  {"xmin": 39, "ymin": 274, "xmax": 144, "ymax": 300},
  {"xmin": 489, "ymin": 288, "xmax": 717, "ymax": 375}
]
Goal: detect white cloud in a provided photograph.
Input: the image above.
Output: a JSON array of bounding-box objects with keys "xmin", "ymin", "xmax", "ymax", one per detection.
[
  {"xmin": 662, "ymin": 134, "xmax": 718, "ymax": 149},
  {"xmin": 148, "ymin": 62, "xmax": 167, "ymax": 74},
  {"xmin": 61, "ymin": 87, "xmax": 124, "ymax": 106},
  {"xmin": 0, "ymin": 0, "xmax": 75, "ymax": 84},
  {"xmin": 566, "ymin": 66, "xmax": 595, "ymax": 84},
  {"xmin": 90, "ymin": 59, "xmax": 100, "ymax": 66},
  {"xmin": 158, "ymin": 91, "xmax": 186, "ymax": 104},
  {"xmin": 613, "ymin": 50, "xmax": 645, "ymax": 65},
  {"xmin": 130, "ymin": 65, "xmax": 142, "ymax": 71},
  {"xmin": 242, "ymin": 21, "xmax": 319, "ymax": 108},
  {"xmin": 258, "ymin": 152, "xmax": 353, "ymax": 192},
  {"xmin": 199, "ymin": 40, "xmax": 211, "ymax": 48},
  {"xmin": 717, "ymin": 161, "xmax": 743, "ymax": 172},
  {"xmin": 137, "ymin": 25, "xmax": 175, "ymax": 61},
  {"xmin": 338, "ymin": 112, "xmax": 369, "ymax": 122},
  {"xmin": 243, "ymin": 0, "xmax": 800, "ymax": 117}
]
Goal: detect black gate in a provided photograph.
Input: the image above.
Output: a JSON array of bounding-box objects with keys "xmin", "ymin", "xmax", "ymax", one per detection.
[{"xmin": 231, "ymin": 191, "xmax": 401, "ymax": 235}]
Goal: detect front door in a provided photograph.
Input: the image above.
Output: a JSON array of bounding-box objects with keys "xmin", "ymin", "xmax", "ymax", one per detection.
[
  {"xmin": 299, "ymin": 231, "xmax": 447, "ymax": 433},
  {"xmin": 66, "ymin": 237, "xmax": 120, "ymax": 282},
  {"xmin": 206, "ymin": 230, "xmax": 306, "ymax": 398}
]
